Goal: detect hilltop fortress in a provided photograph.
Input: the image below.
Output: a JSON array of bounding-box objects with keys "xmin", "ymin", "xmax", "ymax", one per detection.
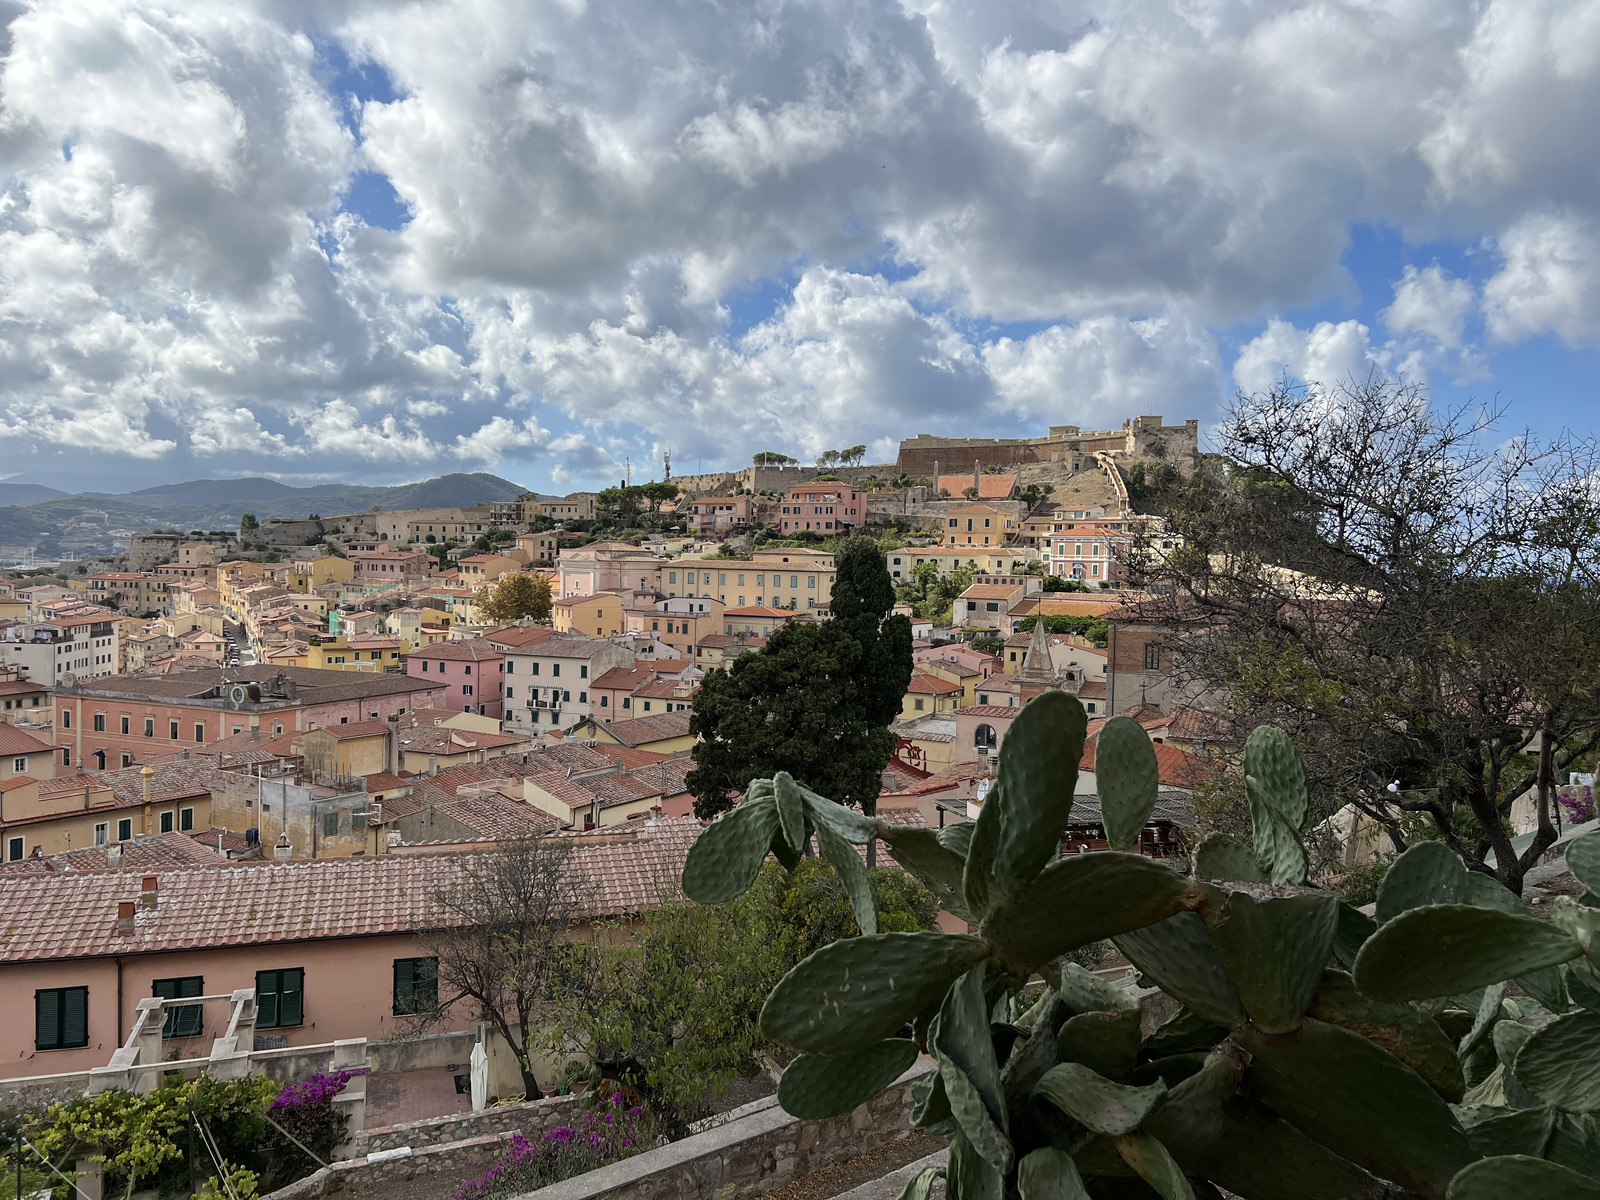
[{"xmin": 894, "ymin": 415, "xmax": 1199, "ymax": 477}]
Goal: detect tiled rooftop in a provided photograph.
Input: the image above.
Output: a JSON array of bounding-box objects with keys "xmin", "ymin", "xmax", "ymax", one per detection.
[{"xmin": 0, "ymin": 819, "xmax": 702, "ymax": 962}]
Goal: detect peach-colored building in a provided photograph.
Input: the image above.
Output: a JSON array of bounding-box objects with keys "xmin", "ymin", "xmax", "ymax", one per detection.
[
  {"xmin": 555, "ymin": 543, "xmax": 661, "ymax": 599},
  {"xmin": 0, "ymin": 824, "xmax": 700, "ymax": 1082},
  {"xmin": 687, "ymin": 496, "xmax": 755, "ymax": 532}
]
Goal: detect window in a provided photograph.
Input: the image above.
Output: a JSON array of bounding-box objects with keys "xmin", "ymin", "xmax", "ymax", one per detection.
[
  {"xmin": 94, "ymin": 823, "xmax": 108, "ymax": 846},
  {"xmin": 986, "ymin": 602, "xmax": 999, "ymax": 612},
  {"xmin": 623, "ymin": 697, "xmax": 631, "ymax": 709},
  {"xmin": 393, "ymin": 957, "xmax": 439, "ymax": 1015},
  {"xmin": 145, "ymin": 717, "xmax": 154, "ymax": 737},
  {"xmin": 463, "ymin": 684, "xmax": 473, "ymax": 697},
  {"xmin": 255, "ymin": 968, "xmax": 304, "ymax": 1028},
  {"xmin": 61, "ymin": 709, "xmax": 70, "ymax": 729},
  {"xmin": 530, "ymin": 662, "xmax": 539, "ymax": 675},
  {"xmin": 194, "ymin": 723, "xmax": 205, "ymax": 744},
  {"xmin": 600, "ymin": 696, "xmax": 608, "ymax": 707},
  {"xmin": 551, "ymin": 663, "xmax": 560, "ymax": 677},
  {"xmin": 120, "ymin": 715, "xmax": 130, "ymax": 735},
  {"xmin": 579, "ymin": 665, "xmax": 588, "ymax": 678},
  {"xmin": 6, "ymin": 836, "xmax": 21, "ymax": 862},
  {"xmin": 324, "ymin": 810, "xmax": 339, "ymax": 837},
  {"xmin": 169, "ymin": 721, "xmax": 179, "ymax": 740},
  {"xmin": 914, "ymin": 698, "xmax": 926, "ymax": 711},
  {"xmin": 464, "ymin": 664, "xmax": 472, "ymax": 676},
  {"xmin": 153, "ymin": 976, "xmax": 204, "ymax": 1038},
  {"xmin": 180, "ymin": 807, "xmax": 194, "ymax": 831},
  {"xmin": 11, "ymin": 757, "xmax": 24, "ymax": 773},
  {"xmin": 35, "ymin": 987, "xmax": 88, "ymax": 1050},
  {"xmin": 93, "ymin": 713, "xmax": 105, "ymax": 732},
  {"xmin": 121, "ymin": 753, "xmax": 133, "ymax": 768},
  {"xmin": 578, "ymin": 691, "xmax": 587, "ymax": 703},
  {"xmin": 1142, "ymin": 643, "xmax": 1161, "ymax": 671},
  {"xmin": 117, "ymin": 818, "xmax": 132, "ymax": 841},
  {"xmin": 160, "ymin": 811, "xmax": 174, "ymax": 833}
]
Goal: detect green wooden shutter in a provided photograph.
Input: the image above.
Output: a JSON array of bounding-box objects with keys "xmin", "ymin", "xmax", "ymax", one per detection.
[
  {"xmin": 62, "ymin": 988, "xmax": 88, "ymax": 1048},
  {"xmin": 256, "ymin": 971, "xmax": 279, "ymax": 1028},
  {"xmin": 393, "ymin": 958, "xmax": 414, "ymax": 1014},
  {"xmin": 280, "ymin": 969, "xmax": 304, "ymax": 1026},
  {"xmin": 36, "ymin": 989, "xmax": 60, "ymax": 1050}
]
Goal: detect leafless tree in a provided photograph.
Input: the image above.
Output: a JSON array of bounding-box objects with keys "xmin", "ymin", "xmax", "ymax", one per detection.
[
  {"xmin": 409, "ymin": 836, "xmax": 594, "ymax": 1099},
  {"xmin": 1132, "ymin": 376, "xmax": 1600, "ymax": 894}
]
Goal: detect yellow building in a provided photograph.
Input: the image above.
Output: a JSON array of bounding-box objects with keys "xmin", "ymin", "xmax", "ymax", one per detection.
[
  {"xmin": 554, "ymin": 592, "xmax": 624, "ymax": 637},
  {"xmin": 885, "ymin": 547, "xmax": 1031, "ymax": 582},
  {"xmin": 263, "ymin": 635, "xmax": 408, "ymax": 673},
  {"xmin": 0, "ymin": 764, "xmax": 214, "ymax": 862},
  {"xmin": 940, "ymin": 504, "xmax": 1019, "ymax": 548},
  {"xmin": 918, "ymin": 660, "xmax": 983, "ymax": 706},
  {"xmin": 296, "ymin": 722, "xmax": 393, "ymax": 778},
  {"xmin": 664, "ymin": 549, "xmax": 838, "ymax": 614},
  {"xmin": 901, "ymin": 673, "xmax": 963, "ymax": 718},
  {"xmin": 289, "ymin": 554, "xmax": 358, "ymax": 592},
  {"xmin": 575, "ymin": 711, "xmax": 696, "ymax": 754}
]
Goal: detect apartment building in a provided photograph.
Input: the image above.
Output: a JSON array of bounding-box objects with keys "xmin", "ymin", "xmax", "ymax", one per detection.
[
  {"xmin": 662, "ymin": 549, "xmax": 837, "ymax": 613},
  {"xmin": 501, "ymin": 637, "xmax": 635, "ymax": 732},
  {"xmin": 404, "ymin": 640, "xmax": 505, "ymax": 718},
  {"xmin": 0, "ymin": 610, "xmax": 122, "ymax": 686},
  {"xmin": 777, "ymin": 483, "xmax": 864, "ymax": 534}
]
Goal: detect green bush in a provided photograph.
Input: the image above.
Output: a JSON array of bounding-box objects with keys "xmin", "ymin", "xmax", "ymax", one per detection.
[{"xmin": 682, "ymin": 700, "xmax": 1600, "ymax": 1200}]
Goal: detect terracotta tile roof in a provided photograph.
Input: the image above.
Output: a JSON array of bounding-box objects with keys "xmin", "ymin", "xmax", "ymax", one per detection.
[
  {"xmin": 632, "ymin": 679, "xmax": 692, "ymax": 701},
  {"xmin": 436, "ymin": 791, "xmax": 560, "ymax": 838},
  {"xmin": 1081, "ymin": 733, "xmax": 1209, "ymax": 789},
  {"xmin": 485, "ymin": 625, "xmax": 558, "ymax": 650},
  {"xmin": 394, "ymin": 726, "xmax": 529, "ymax": 755},
  {"xmin": 202, "ymin": 729, "xmax": 302, "ymax": 758},
  {"xmin": 1, "ymin": 833, "xmax": 226, "ymax": 875},
  {"xmin": 695, "ymin": 634, "xmax": 766, "ymax": 650},
  {"xmin": 593, "ymin": 667, "xmax": 656, "ymax": 692},
  {"xmin": 595, "ymin": 710, "xmax": 694, "ymax": 747},
  {"xmin": 418, "ymin": 640, "xmax": 504, "ymax": 663},
  {"xmin": 724, "ymin": 606, "xmax": 792, "ymax": 618},
  {"xmin": 0, "ymin": 819, "xmax": 702, "ymax": 961},
  {"xmin": 0, "ymin": 724, "xmax": 56, "ymax": 756},
  {"xmin": 959, "ymin": 585, "xmax": 1023, "ymax": 601},
  {"xmin": 523, "ymin": 769, "xmax": 603, "ymax": 811},
  {"xmin": 536, "ymin": 638, "xmax": 630, "ymax": 660},
  {"xmin": 1009, "ymin": 597, "xmax": 1120, "ymax": 618},
  {"xmin": 0, "ymin": 775, "xmax": 42, "ymax": 793},
  {"xmin": 587, "ymin": 745, "xmax": 674, "ymax": 770},
  {"xmin": 0, "ymin": 680, "xmax": 46, "ymax": 697},
  {"xmin": 525, "ymin": 743, "xmax": 619, "ymax": 773},
  {"xmin": 1078, "ymin": 680, "xmax": 1107, "ymax": 700},
  {"xmin": 907, "ymin": 675, "xmax": 962, "ymax": 695},
  {"xmin": 76, "ymin": 759, "xmax": 230, "ymax": 806},
  {"xmin": 311, "ymin": 720, "xmax": 392, "ymax": 740},
  {"xmin": 959, "ymin": 704, "xmax": 1021, "ymax": 718},
  {"xmin": 361, "ymin": 771, "xmax": 410, "ymax": 793},
  {"xmin": 1167, "ymin": 707, "xmax": 1234, "ymax": 742}
]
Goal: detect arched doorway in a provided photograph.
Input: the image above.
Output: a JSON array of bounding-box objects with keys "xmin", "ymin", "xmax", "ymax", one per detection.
[{"xmin": 974, "ymin": 724, "xmax": 998, "ymax": 753}]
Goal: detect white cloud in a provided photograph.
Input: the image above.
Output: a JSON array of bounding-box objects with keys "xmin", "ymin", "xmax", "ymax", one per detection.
[
  {"xmin": 1, "ymin": 1, "xmax": 1600, "ymax": 486},
  {"xmin": 1483, "ymin": 210, "xmax": 1600, "ymax": 345},
  {"xmin": 1233, "ymin": 318, "xmax": 1386, "ymax": 395},
  {"xmin": 1382, "ymin": 265, "xmax": 1476, "ymax": 348}
]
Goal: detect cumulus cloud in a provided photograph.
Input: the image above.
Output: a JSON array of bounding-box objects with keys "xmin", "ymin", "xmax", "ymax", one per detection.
[
  {"xmin": 1, "ymin": 0, "xmax": 1599, "ymax": 488},
  {"xmin": 1483, "ymin": 210, "xmax": 1600, "ymax": 346}
]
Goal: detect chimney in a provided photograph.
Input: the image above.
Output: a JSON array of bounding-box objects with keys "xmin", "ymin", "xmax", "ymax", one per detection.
[
  {"xmin": 274, "ymin": 833, "xmax": 292, "ymax": 860},
  {"xmin": 428, "ymin": 755, "xmax": 438, "ymax": 777},
  {"xmin": 141, "ymin": 765, "xmax": 154, "ymax": 806},
  {"xmin": 140, "ymin": 874, "xmax": 159, "ymax": 907},
  {"xmin": 106, "ymin": 843, "xmax": 123, "ymax": 868},
  {"xmin": 116, "ymin": 900, "xmax": 135, "ymax": 934}
]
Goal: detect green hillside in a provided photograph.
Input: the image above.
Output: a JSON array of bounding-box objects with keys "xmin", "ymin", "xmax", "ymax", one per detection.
[{"xmin": 0, "ymin": 472, "xmax": 529, "ymax": 559}]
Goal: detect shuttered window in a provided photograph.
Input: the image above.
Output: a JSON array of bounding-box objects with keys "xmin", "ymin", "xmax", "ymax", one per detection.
[
  {"xmin": 36, "ymin": 987, "xmax": 89, "ymax": 1050},
  {"xmin": 256, "ymin": 968, "xmax": 304, "ymax": 1028},
  {"xmin": 153, "ymin": 975, "xmax": 204, "ymax": 1038},
  {"xmin": 392, "ymin": 957, "xmax": 439, "ymax": 1016}
]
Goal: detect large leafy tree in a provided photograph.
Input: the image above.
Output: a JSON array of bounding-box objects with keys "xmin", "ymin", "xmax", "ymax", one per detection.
[
  {"xmin": 687, "ymin": 536, "xmax": 912, "ymax": 858},
  {"xmin": 476, "ymin": 573, "xmax": 552, "ymax": 623},
  {"xmin": 1134, "ymin": 376, "xmax": 1600, "ymax": 894}
]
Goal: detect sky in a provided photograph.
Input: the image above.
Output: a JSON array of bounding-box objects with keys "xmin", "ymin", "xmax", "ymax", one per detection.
[{"xmin": 1, "ymin": 0, "xmax": 1598, "ymax": 496}]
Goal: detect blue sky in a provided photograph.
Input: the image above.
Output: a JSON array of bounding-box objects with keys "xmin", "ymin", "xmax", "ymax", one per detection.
[{"xmin": 1, "ymin": 1, "xmax": 1597, "ymax": 496}]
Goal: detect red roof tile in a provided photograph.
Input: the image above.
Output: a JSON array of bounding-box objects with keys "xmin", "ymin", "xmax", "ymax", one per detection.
[{"xmin": 0, "ymin": 724, "xmax": 55, "ymax": 756}]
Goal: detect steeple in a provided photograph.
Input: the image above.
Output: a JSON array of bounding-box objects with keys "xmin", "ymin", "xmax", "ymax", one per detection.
[{"xmin": 1018, "ymin": 617, "xmax": 1056, "ymax": 702}]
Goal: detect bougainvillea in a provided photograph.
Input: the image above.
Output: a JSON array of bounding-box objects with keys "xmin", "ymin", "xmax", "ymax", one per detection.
[{"xmin": 452, "ymin": 1093, "xmax": 663, "ymax": 1200}]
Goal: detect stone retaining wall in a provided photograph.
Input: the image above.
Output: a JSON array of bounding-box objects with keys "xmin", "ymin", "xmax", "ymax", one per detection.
[
  {"xmin": 265, "ymin": 1060, "xmax": 934, "ymax": 1200},
  {"xmin": 361, "ymin": 1092, "xmax": 585, "ymax": 1153}
]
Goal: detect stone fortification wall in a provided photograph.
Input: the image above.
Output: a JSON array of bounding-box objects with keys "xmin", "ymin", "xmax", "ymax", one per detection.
[{"xmin": 896, "ymin": 416, "xmax": 1200, "ymax": 477}]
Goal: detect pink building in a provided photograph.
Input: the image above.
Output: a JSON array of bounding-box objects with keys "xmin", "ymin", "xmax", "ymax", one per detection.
[
  {"xmin": 0, "ymin": 825, "xmax": 700, "ymax": 1087},
  {"xmin": 778, "ymin": 483, "xmax": 864, "ymax": 534},
  {"xmin": 688, "ymin": 496, "xmax": 754, "ymax": 532},
  {"xmin": 404, "ymin": 639, "xmax": 505, "ymax": 718}
]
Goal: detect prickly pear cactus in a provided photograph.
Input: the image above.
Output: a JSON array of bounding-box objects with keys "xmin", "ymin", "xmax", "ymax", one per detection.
[{"xmin": 680, "ymin": 690, "xmax": 1600, "ymax": 1200}]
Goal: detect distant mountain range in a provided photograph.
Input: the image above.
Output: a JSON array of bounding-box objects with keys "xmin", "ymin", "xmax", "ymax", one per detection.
[{"xmin": 0, "ymin": 472, "xmax": 530, "ymax": 559}]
